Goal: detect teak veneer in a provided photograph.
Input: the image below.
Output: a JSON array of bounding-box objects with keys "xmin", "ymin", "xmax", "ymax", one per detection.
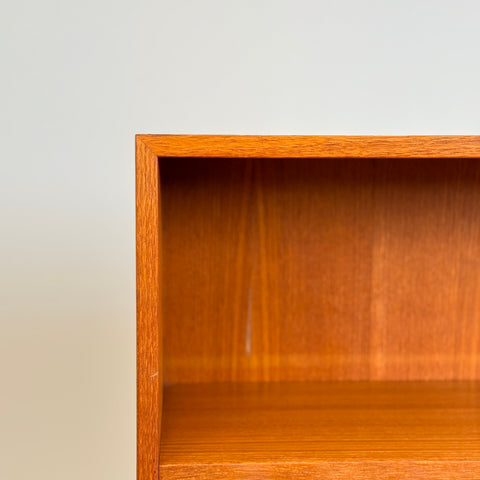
[{"xmin": 136, "ymin": 135, "xmax": 480, "ymax": 479}]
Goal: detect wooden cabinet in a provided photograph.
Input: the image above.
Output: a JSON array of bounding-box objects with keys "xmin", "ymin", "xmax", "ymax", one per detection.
[{"xmin": 136, "ymin": 135, "xmax": 480, "ymax": 479}]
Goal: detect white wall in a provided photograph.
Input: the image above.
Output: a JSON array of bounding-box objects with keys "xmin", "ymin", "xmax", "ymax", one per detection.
[{"xmin": 1, "ymin": 1, "xmax": 479, "ymax": 478}]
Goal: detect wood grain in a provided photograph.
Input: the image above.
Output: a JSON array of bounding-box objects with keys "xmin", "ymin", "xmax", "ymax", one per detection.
[
  {"xmin": 136, "ymin": 137, "xmax": 162, "ymax": 480},
  {"xmin": 160, "ymin": 381, "xmax": 480, "ymax": 479},
  {"xmin": 136, "ymin": 135, "xmax": 480, "ymax": 479},
  {"xmin": 161, "ymin": 157, "xmax": 480, "ymax": 382},
  {"xmin": 370, "ymin": 159, "xmax": 480, "ymax": 379},
  {"xmin": 139, "ymin": 135, "xmax": 480, "ymax": 158}
]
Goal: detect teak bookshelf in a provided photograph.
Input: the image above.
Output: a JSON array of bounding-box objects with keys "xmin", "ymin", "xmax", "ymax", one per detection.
[{"xmin": 136, "ymin": 135, "xmax": 480, "ymax": 480}]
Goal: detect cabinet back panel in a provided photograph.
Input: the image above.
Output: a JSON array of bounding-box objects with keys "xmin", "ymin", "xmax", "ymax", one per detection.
[{"xmin": 161, "ymin": 158, "xmax": 480, "ymax": 382}]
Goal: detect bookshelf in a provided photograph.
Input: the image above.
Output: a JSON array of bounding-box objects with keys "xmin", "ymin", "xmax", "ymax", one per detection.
[{"xmin": 137, "ymin": 135, "xmax": 480, "ymax": 479}]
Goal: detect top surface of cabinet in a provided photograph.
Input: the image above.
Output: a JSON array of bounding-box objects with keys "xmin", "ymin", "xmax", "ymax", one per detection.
[{"xmin": 137, "ymin": 135, "xmax": 480, "ymax": 158}]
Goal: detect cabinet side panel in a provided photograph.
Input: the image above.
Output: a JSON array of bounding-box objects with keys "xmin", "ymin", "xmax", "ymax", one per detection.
[{"xmin": 136, "ymin": 139, "xmax": 161, "ymax": 480}]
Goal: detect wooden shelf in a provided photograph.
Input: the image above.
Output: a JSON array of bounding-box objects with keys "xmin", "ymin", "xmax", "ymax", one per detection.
[
  {"xmin": 160, "ymin": 381, "xmax": 480, "ymax": 479},
  {"xmin": 137, "ymin": 136, "xmax": 480, "ymax": 479}
]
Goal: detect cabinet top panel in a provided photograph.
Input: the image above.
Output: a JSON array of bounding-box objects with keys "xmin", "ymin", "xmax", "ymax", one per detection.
[{"xmin": 136, "ymin": 135, "xmax": 480, "ymax": 158}]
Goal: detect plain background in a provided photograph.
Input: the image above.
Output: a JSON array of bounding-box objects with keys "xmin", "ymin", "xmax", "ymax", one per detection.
[{"xmin": 1, "ymin": 1, "xmax": 480, "ymax": 478}]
